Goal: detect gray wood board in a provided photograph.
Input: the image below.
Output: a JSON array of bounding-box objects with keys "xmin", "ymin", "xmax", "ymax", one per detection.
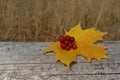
[{"xmin": 0, "ymin": 42, "xmax": 120, "ymax": 80}]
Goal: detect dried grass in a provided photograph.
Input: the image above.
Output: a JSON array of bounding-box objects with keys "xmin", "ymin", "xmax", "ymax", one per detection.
[{"xmin": 0, "ymin": 0, "xmax": 120, "ymax": 41}]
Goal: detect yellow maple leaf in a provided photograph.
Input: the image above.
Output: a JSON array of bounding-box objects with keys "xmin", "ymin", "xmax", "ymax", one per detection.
[{"xmin": 45, "ymin": 23, "xmax": 108, "ymax": 67}]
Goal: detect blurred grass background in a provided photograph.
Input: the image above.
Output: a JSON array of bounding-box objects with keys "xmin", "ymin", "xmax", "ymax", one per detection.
[{"xmin": 0, "ymin": 0, "xmax": 120, "ymax": 42}]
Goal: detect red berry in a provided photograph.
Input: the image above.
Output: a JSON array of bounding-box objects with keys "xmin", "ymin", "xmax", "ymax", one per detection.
[
  {"xmin": 68, "ymin": 43, "xmax": 73, "ymax": 48},
  {"xmin": 65, "ymin": 46, "xmax": 71, "ymax": 50},
  {"xmin": 70, "ymin": 37, "xmax": 75, "ymax": 42},
  {"xmin": 61, "ymin": 43, "xmax": 67, "ymax": 49},
  {"xmin": 59, "ymin": 35, "xmax": 77, "ymax": 51},
  {"xmin": 59, "ymin": 36, "xmax": 65, "ymax": 43},
  {"xmin": 65, "ymin": 40, "xmax": 70, "ymax": 45},
  {"xmin": 65, "ymin": 35, "xmax": 70, "ymax": 41},
  {"xmin": 72, "ymin": 44, "xmax": 77, "ymax": 49}
]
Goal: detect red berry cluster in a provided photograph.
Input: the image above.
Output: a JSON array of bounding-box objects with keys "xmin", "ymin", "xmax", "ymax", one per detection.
[{"xmin": 58, "ymin": 35, "xmax": 77, "ymax": 50}]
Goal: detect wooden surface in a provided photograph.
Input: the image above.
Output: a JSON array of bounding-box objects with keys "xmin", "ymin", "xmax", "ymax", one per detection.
[{"xmin": 0, "ymin": 42, "xmax": 120, "ymax": 80}]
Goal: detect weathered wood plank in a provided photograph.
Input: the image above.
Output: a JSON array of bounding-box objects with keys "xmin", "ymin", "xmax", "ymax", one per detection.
[
  {"xmin": 0, "ymin": 71, "xmax": 120, "ymax": 80},
  {"xmin": 0, "ymin": 42, "xmax": 120, "ymax": 64},
  {"xmin": 0, "ymin": 62, "xmax": 120, "ymax": 74},
  {"xmin": 0, "ymin": 42, "xmax": 120, "ymax": 80}
]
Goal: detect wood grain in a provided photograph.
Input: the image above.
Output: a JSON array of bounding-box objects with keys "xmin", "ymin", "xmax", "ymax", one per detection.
[{"xmin": 0, "ymin": 41, "xmax": 120, "ymax": 80}]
